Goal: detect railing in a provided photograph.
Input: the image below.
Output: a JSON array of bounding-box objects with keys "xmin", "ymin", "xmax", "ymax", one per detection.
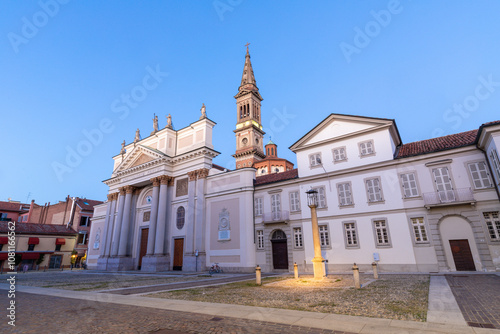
[
  {"xmin": 423, "ymin": 188, "xmax": 475, "ymax": 208},
  {"xmin": 262, "ymin": 210, "xmax": 290, "ymax": 223}
]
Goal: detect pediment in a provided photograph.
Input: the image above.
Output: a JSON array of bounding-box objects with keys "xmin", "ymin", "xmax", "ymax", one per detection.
[
  {"xmin": 113, "ymin": 145, "xmax": 166, "ymax": 174},
  {"xmin": 289, "ymin": 114, "xmax": 400, "ymax": 151}
]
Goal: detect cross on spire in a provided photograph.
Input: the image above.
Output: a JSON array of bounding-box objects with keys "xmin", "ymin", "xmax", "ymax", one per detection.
[{"xmin": 245, "ymin": 42, "xmax": 250, "ymax": 53}]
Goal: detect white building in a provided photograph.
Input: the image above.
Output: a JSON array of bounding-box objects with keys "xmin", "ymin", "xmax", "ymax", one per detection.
[{"xmin": 88, "ymin": 50, "xmax": 500, "ymax": 273}]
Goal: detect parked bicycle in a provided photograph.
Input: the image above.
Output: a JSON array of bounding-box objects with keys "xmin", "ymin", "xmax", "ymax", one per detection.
[{"xmin": 208, "ymin": 263, "xmax": 223, "ymax": 274}]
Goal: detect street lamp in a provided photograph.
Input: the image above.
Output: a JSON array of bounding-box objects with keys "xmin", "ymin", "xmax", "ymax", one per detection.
[{"xmin": 306, "ymin": 189, "xmax": 325, "ymax": 280}]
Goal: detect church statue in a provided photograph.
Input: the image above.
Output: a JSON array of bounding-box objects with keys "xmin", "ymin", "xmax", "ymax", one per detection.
[
  {"xmin": 166, "ymin": 114, "xmax": 172, "ymax": 128},
  {"xmin": 120, "ymin": 140, "xmax": 126, "ymax": 155},
  {"xmin": 151, "ymin": 114, "xmax": 159, "ymax": 135},
  {"xmin": 200, "ymin": 103, "xmax": 207, "ymax": 120},
  {"xmin": 134, "ymin": 128, "xmax": 140, "ymax": 143}
]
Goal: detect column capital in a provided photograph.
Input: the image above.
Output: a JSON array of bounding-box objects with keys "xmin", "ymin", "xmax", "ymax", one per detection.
[
  {"xmin": 118, "ymin": 187, "xmax": 127, "ymax": 196},
  {"xmin": 124, "ymin": 185, "xmax": 136, "ymax": 194},
  {"xmin": 197, "ymin": 168, "xmax": 210, "ymax": 179},
  {"xmin": 187, "ymin": 170, "xmax": 198, "ymax": 181},
  {"xmin": 150, "ymin": 176, "xmax": 161, "ymax": 187},
  {"xmin": 133, "ymin": 187, "xmax": 142, "ymax": 196},
  {"xmin": 159, "ymin": 175, "xmax": 172, "ymax": 185},
  {"xmin": 107, "ymin": 193, "xmax": 114, "ymax": 201},
  {"xmin": 167, "ymin": 176, "xmax": 175, "ymax": 186}
]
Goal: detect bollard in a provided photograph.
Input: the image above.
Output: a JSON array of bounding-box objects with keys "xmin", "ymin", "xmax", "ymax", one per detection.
[
  {"xmin": 44, "ymin": 265, "xmax": 46, "ymax": 272},
  {"xmin": 255, "ymin": 265, "xmax": 262, "ymax": 285},
  {"xmin": 294, "ymin": 262, "xmax": 298, "ymax": 279},
  {"xmin": 372, "ymin": 262, "xmax": 379, "ymax": 279},
  {"xmin": 352, "ymin": 263, "xmax": 361, "ymax": 289}
]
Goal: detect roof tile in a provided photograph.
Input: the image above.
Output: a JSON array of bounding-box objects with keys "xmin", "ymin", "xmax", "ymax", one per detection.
[
  {"xmin": 255, "ymin": 169, "xmax": 298, "ymax": 186},
  {"xmin": 0, "ymin": 222, "xmax": 77, "ymax": 235}
]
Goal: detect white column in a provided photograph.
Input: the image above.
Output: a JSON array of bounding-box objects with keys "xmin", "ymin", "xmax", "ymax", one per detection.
[
  {"xmin": 154, "ymin": 175, "xmax": 170, "ymax": 255},
  {"xmin": 185, "ymin": 170, "xmax": 198, "ymax": 254},
  {"xmin": 194, "ymin": 169, "xmax": 208, "ymax": 253},
  {"xmin": 104, "ymin": 197, "xmax": 117, "ymax": 257},
  {"xmin": 100, "ymin": 193, "xmax": 114, "ymax": 257},
  {"xmin": 147, "ymin": 177, "xmax": 160, "ymax": 255},
  {"xmin": 118, "ymin": 186, "xmax": 135, "ymax": 256},
  {"xmin": 110, "ymin": 188, "xmax": 126, "ymax": 256}
]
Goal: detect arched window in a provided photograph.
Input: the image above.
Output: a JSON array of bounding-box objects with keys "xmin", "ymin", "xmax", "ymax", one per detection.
[
  {"xmin": 271, "ymin": 230, "xmax": 286, "ymax": 240},
  {"xmin": 240, "ymin": 106, "xmax": 243, "ymax": 119},
  {"xmin": 176, "ymin": 206, "xmax": 185, "ymax": 229}
]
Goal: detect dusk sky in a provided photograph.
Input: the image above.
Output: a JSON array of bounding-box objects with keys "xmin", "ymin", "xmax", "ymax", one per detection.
[{"xmin": 1, "ymin": 1, "xmax": 500, "ymax": 205}]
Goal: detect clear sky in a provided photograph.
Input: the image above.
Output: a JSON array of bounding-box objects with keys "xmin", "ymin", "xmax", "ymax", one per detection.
[{"xmin": 1, "ymin": 1, "xmax": 500, "ymax": 205}]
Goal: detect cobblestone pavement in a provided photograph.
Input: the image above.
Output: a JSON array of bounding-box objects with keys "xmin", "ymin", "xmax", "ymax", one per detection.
[
  {"xmin": 104, "ymin": 273, "xmax": 277, "ymax": 295},
  {"xmin": 0, "ymin": 292, "xmax": 353, "ymax": 334},
  {"xmin": 445, "ymin": 274, "xmax": 500, "ymax": 329}
]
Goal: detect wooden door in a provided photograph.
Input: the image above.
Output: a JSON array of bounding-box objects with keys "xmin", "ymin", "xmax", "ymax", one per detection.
[
  {"xmin": 450, "ymin": 239, "xmax": 476, "ymax": 271},
  {"xmin": 272, "ymin": 240, "xmax": 288, "ymax": 270},
  {"xmin": 138, "ymin": 228, "xmax": 148, "ymax": 269},
  {"xmin": 173, "ymin": 238, "xmax": 184, "ymax": 271}
]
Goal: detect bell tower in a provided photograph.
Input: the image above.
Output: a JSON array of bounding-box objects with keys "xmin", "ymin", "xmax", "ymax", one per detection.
[{"xmin": 232, "ymin": 44, "xmax": 266, "ymax": 169}]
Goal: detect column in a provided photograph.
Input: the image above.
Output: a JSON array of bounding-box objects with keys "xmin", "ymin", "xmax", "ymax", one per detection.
[
  {"xmin": 163, "ymin": 177, "xmax": 175, "ymax": 254},
  {"xmin": 185, "ymin": 170, "xmax": 198, "ymax": 254},
  {"xmin": 111, "ymin": 187, "xmax": 126, "ymax": 256},
  {"xmin": 154, "ymin": 175, "xmax": 171, "ymax": 255},
  {"xmin": 104, "ymin": 193, "xmax": 118, "ymax": 257},
  {"xmin": 100, "ymin": 193, "xmax": 114, "ymax": 257},
  {"xmin": 194, "ymin": 168, "xmax": 209, "ymax": 253},
  {"xmin": 147, "ymin": 177, "xmax": 160, "ymax": 255},
  {"xmin": 118, "ymin": 185, "xmax": 135, "ymax": 256}
]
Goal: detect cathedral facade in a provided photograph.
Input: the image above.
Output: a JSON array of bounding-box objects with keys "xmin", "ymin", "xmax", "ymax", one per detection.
[{"xmin": 88, "ymin": 50, "xmax": 500, "ymax": 273}]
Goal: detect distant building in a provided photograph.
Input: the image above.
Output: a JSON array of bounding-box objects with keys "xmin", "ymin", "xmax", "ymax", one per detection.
[
  {"xmin": 254, "ymin": 139, "xmax": 294, "ymax": 176},
  {"xmin": 0, "ymin": 200, "xmax": 33, "ymax": 223}
]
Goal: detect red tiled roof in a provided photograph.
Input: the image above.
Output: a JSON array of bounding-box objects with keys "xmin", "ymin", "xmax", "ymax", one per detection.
[
  {"xmin": 0, "ymin": 222, "xmax": 77, "ymax": 236},
  {"xmin": 255, "ymin": 169, "xmax": 299, "ymax": 186},
  {"xmin": 76, "ymin": 198, "xmax": 104, "ymax": 211},
  {"xmin": 0, "ymin": 201, "xmax": 28, "ymax": 212},
  {"xmin": 396, "ymin": 130, "xmax": 477, "ymax": 159}
]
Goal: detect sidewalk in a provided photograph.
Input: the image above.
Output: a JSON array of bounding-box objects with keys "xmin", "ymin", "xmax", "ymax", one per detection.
[{"xmin": 1, "ymin": 275, "xmax": 498, "ymax": 334}]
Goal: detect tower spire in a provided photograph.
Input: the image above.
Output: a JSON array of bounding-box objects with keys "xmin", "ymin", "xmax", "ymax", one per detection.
[{"xmin": 236, "ymin": 44, "xmax": 262, "ymax": 100}]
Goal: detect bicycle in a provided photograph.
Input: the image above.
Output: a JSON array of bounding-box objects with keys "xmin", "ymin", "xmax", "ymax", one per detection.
[{"xmin": 208, "ymin": 263, "xmax": 223, "ymax": 274}]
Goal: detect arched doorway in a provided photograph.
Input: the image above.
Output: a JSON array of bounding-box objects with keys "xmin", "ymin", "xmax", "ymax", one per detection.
[
  {"xmin": 439, "ymin": 215, "xmax": 480, "ymax": 271},
  {"xmin": 271, "ymin": 230, "xmax": 288, "ymax": 270}
]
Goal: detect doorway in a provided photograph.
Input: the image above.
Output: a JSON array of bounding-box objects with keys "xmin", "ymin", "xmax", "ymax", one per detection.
[
  {"xmin": 173, "ymin": 238, "xmax": 184, "ymax": 271},
  {"xmin": 271, "ymin": 230, "xmax": 288, "ymax": 270},
  {"xmin": 450, "ymin": 239, "xmax": 476, "ymax": 271},
  {"xmin": 138, "ymin": 228, "xmax": 148, "ymax": 270}
]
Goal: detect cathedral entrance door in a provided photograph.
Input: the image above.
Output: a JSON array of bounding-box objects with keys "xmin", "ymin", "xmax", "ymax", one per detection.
[
  {"xmin": 173, "ymin": 238, "xmax": 184, "ymax": 270},
  {"xmin": 271, "ymin": 230, "xmax": 288, "ymax": 270},
  {"xmin": 138, "ymin": 228, "xmax": 148, "ymax": 270}
]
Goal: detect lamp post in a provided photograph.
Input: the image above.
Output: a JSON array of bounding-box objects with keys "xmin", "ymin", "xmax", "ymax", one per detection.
[{"xmin": 306, "ymin": 189, "xmax": 325, "ymax": 280}]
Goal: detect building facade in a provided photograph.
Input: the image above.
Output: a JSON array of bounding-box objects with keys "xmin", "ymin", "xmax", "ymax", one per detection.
[{"xmin": 89, "ymin": 50, "xmax": 500, "ymax": 273}]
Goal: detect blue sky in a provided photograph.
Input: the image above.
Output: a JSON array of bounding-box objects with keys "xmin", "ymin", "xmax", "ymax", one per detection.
[{"xmin": 1, "ymin": 1, "xmax": 500, "ymax": 204}]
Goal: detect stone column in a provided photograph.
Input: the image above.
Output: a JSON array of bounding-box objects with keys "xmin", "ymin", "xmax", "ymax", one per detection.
[
  {"xmin": 100, "ymin": 193, "xmax": 114, "ymax": 257},
  {"xmin": 147, "ymin": 177, "xmax": 160, "ymax": 255},
  {"xmin": 111, "ymin": 187, "xmax": 126, "ymax": 256},
  {"xmin": 154, "ymin": 175, "xmax": 171, "ymax": 255},
  {"xmin": 194, "ymin": 168, "xmax": 209, "ymax": 269},
  {"xmin": 118, "ymin": 185, "xmax": 135, "ymax": 256},
  {"xmin": 185, "ymin": 170, "xmax": 198, "ymax": 258},
  {"xmin": 310, "ymin": 205, "xmax": 325, "ymax": 280},
  {"xmin": 163, "ymin": 177, "xmax": 175, "ymax": 254},
  {"xmin": 104, "ymin": 194, "xmax": 118, "ymax": 257}
]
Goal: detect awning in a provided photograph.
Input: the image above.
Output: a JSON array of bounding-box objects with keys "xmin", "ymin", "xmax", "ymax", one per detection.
[
  {"xmin": 28, "ymin": 237, "xmax": 39, "ymax": 245},
  {"xmin": 0, "ymin": 237, "xmax": 8, "ymax": 244},
  {"xmin": 55, "ymin": 238, "xmax": 66, "ymax": 245},
  {"xmin": 22, "ymin": 252, "xmax": 40, "ymax": 260},
  {"xmin": 0, "ymin": 253, "xmax": 8, "ymax": 260}
]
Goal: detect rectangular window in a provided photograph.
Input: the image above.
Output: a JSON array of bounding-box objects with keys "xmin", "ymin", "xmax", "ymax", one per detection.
[
  {"xmin": 79, "ymin": 216, "xmax": 90, "ymax": 226},
  {"xmin": 254, "ymin": 198, "xmax": 263, "ymax": 216},
  {"xmin": 333, "ymin": 147, "xmax": 347, "ymax": 162},
  {"xmin": 490, "ymin": 150, "xmax": 500, "ymax": 181},
  {"xmin": 28, "ymin": 244, "xmax": 35, "ymax": 251},
  {"xmin": 337, "ymin": 182, "xmax": 353, "ymax": 206},
  {"xmin": 77, "ymin": 232, "xmax": 87, "ymax": 245},
  {"xmin": 432, "ymin": 167, "xmax": 455, "ymax": 202},
  {"xmin": 359, "ymin": 140, "xmax": 374, "ymax": 156},
  {"xmin": 401, "ymin": 173, "xmax": 419, "ymax": 198},
  {"xmin": 373, "ymin": 220, "xmax": 390, "ymax": 246},
  {"xmin": 483, "ymin": 211, "xmax": 500, "ymax": 241},
  {"xmin": 312, "ymin": 187, "xmax": 327, "ymax": 208},
  {"xmin": 411, "ymin": 217, "xmax": 428, "ymax": 243},
  {"xmin": 0, "ymin": 213, "xmax": 7, "ymax": 219},
  {"xmin": 309, "ymin": 153, "xmax": 322, "ymax": 167},
  {"xmin": 271, "ymin": 194, "xmax": 281, "ymax": 220},
  {"xmin": 289, "ymin": 192, "xmax": 300, "ymax": 212},
  {"xmin": 344, "ymin": 222, "xmax": 358, "ymax": 247},
  {"xmin": 366, "ymin": 178, "xmax": 383, "ymax": 202},
  {"xmin": 257, "ymin": 230, "xmax": 264, "ymax": 249},
  {"xmin": 468, "ymin": 162, "xmax": 492, "ymax": 189},
  {"xmin": 319, "ymin": 225, "xmax": 330, "ymax": 247},
  {"xmin": 293, "ymin": 227, "xmax": 303, "ymax": 248},
  {"xmin": 55, "ymin": 244, "xmax": 62, "ymax": 251}
]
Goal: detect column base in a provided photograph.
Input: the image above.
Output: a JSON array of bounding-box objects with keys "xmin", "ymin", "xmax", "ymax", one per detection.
[
  {"xmin": 182, "ymin": 254, "xmax": 206, "ymax": 272},
  {"xmin": 141, "ymin": 255, "xmax": 170, "ymax": 272},
  {"xmin": 97, "ymin": 256, "xmax": 109, "ymax": 271},
  {"xmin": 312, "ymin": 258, "xmax": 325, "ymax": 280},
  {"xmin": 106, "ymin": 256, "xmax": 135, "ymax": 271}
]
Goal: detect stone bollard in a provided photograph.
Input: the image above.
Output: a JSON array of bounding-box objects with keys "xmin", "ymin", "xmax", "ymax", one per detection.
[
  {"xmin": 372, "ymin": 262, "xmax": 379, "ymax": 279},
  {"xmin": 255, "ymin": 265, "xmax": 262, "ymax": 285},
  {"xmin": 294, "ymin": 262, "xmax": 298, "ymax": 279},
  {"xmin": 352, "ymin": 263, "xmax": 361, "ymax": 289}
]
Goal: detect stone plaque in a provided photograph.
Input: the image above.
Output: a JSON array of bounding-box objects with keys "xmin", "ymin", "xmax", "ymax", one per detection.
[
  {"xmin": 143, "ymin": 211, "xmax": 150, "ymax": 222},
  {"xmin": 176, "ymin": 178, "xmax": 188, "ymax": 197}
]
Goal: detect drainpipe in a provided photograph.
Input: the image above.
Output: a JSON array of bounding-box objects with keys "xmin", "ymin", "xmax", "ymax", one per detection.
[
  {"xmin": 27, "ymin": 200, "xmax": 35, "ymax": 222},
  {"xmin": 66, "ymin": 197, "xmax": 77, "ymax": 228}
]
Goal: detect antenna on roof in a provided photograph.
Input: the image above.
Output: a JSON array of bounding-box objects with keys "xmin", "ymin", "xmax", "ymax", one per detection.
[{"xmin": 25, "ymin": 192, "xmax": 31, "ymax": 203}]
